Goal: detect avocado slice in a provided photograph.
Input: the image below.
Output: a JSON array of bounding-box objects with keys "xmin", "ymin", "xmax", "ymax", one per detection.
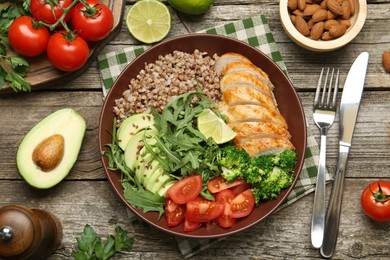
[
  {"xmin": 145, "ymin": 166, "xmax": 165, "ymax": 192},
  {"xmin": 16, "ymin": 108, "xmax": 86, "ymax": 189},
  {"xmin": 117, "ymin": 113, "xmax": 155, "ymax": 150},
  {"xmin": 124, "ymin": 129, "xmax": 158, "ymax": 171},
  {"xmin": 158, "ymin": 181, "xmax": 176, "ymax": 197},
  {"xmin": 148, "ymin": 169, "xmax": 173, "ymax": 194}
]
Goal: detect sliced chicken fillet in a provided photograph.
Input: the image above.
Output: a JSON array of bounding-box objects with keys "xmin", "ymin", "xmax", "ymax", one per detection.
[
  {"xmin": 215, "ymin": 52, "xmax": 252, "ymax": 75},
  {"xmin": 223, "ymin": 85, "xmax": 278, "ymax": 110},
  {"xmin": 235, "ymin": 137, "xmax": 295, "ymax": 157},
  {"xmin": 231, "ymin": 121, "xmax": 292, "ymax": 143}
]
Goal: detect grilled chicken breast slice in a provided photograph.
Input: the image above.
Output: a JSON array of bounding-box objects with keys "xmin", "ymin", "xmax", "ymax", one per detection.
[
  {"xmin": 218, "ymin": 102, "xmax": 288, "ymax": 128},
  {"xmin": 215, "ymin": 52, "xmax": 252, "ymax": 75},
  {"xmin": 221, "ymin": 61, "xmax": 274, "ymax": 90},
  {"xmin": 231, "ymin": 121, "xmax": 292, "ymax": 144},
  {"xmin": 223, "ymin": 85, "xmax": 278, "ymax": 110},
  {"xmin": 220, "ymin": 71, "xmax": 274, "ymax": 98},
  {"xmin": 235, "ymin": 137, "xmax": 295, "ymax": 157}
]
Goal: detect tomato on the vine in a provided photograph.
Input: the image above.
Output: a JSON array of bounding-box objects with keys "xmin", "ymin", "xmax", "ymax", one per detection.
[
  {"xmin": 46, "ymin": 31, "xmax": 89, "ymax": 72},
  {"xmin": 71, "ymin": 0, "xmax": 114, "ymax": 41},
  {"xmin": 30, "ymin": 0, "xmax": 73, "ymax": 25},
  {"xmin": 361, "ymin": 180, "xmax": 390, "ymax": 222},
  {"xmin": 8, "ymin": 16, "xmax": 50, "ymax": 57}
]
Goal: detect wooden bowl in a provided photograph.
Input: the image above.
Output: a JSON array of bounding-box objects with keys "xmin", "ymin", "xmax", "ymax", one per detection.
[
  {"xmin": 99, "ymin": 34, "xmax": 307, "ymax": 238},
  {"xmin": 279, "ymin": 0, "xmax": 367, "ymax": 52}
]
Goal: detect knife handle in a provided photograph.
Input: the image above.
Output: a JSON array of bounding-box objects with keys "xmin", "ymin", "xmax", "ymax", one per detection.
[{"xmin": 320, "ymin": 145, "xmax": 350, "ymax": 258}]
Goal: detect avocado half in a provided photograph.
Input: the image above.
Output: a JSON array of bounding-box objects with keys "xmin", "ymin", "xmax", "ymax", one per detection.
[{"xmin": 16, "ymin": 108, "xmax": 86, "ymax": 189}]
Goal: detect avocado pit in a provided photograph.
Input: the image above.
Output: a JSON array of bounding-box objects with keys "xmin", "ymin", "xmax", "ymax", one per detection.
[{"xmin": 32, "ymin": 134, "xmax": 65, "ymax": 172}]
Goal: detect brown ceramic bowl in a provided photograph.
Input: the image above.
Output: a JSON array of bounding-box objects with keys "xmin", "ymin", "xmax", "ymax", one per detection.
[{"xmin": 99, "ymin": 34, "xmax": 307, "ymax": 238}]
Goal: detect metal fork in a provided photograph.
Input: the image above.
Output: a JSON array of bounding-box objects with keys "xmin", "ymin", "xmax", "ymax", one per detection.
[{"xmin": 311, "ymin": 67, "xmax": 340, "ymax": 249}]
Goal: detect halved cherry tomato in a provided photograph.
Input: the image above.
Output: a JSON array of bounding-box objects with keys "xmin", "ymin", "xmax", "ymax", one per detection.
[
  {"xmin": 183, "ymin": 218, "xmax": 202, "ymax": 232},
  {"xmin": 30, "ymin": 0, "xmax": 73, "ymax": 25},
  {"xmin": 215, "ymin": 189, "xmax": 236, "ymax": 228},
  {"xmin": 186, "ymin": 197, "xmax": 224, "ymax": 223},
  {"xmin": 8, "ymin": 16, "xmax": 50, "ymax": 57},
  {"xmin": 164, "ymin": 197, "xmax": 185, "ymax": 227},
  {"xmin": 230, "ymin": 189, "xmax": 255, "ymax": 218},
  {"xmin": 167, "ymin": 175, "xmax": 202, "ymax": 204},
  {"xmin": 207, "ymin": 177, "xmax": 244, "ymax": 193},
  {"xmin": 231, "ymin": 182, "xmax": 251, "ymax": 196}
]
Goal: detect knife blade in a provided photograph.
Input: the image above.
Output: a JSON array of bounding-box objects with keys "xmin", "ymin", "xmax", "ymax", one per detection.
[{"xmin": 320, "ymin": 52, "xmax": 369, "ymax": 258}]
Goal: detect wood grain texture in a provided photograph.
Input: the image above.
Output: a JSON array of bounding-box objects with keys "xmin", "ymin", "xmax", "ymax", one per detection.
[{"xmin": 1, "ymin": 0, "xmax": 390, "ymax": 258}]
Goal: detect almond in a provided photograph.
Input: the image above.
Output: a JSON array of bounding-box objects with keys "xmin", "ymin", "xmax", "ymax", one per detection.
[
  {"xmin": 327, "ymin": 10, "xmax": 338, "ymax": 19},
  {"xmin": 341, "ymin": 0, "xmax": 351, "ymax": 20},
  {"xmin": 327, "ymin": 0, "xmax": 343, "ymax": 15},
  {"xmin": 324, "ymin": 19, "xmax": 339, "ymax": 30},
  {"xmin": 384, "ymin": 52, "xmax": 390, "ymax": 73},
  {"xmin": 320, "ymin": 0, "xmax": 328, "ymax": 9},
  {"xmin": 338, "ymin": 18, "xmax": 351, "ymax": 28},
  {"xmin": 293, "ymin": 9, "xmax": 304, "ymax": 16},
  {"xmin": 290, "ymin": 15, "xmax": 297, "ymax": 24},
  {"xmin": 349, "ymin": 0, "xmax": 355, "ymax": 15},
  {"xmin": 321, "ymin": 31, "xmax": 334, "ymax": 40},
  {"xmin": 329, "ymin": 23, "xmax": 347, "ymax": 38},
  {"xmin": 310, "ymin": 21, "xmax": 325, "ymax": 40},
  {"xmin": 304, "ymin": 4, "xmax": 321, "ymax": 16},
  {"xmin": 294, "ymin": 15, "xmax": 310, "ymax": 35},
  {"xmin": 298, "ymin": 0, "xmax": 307, "ymax": 11},
  {"xmin": 307, "ymin": 18, "xmax": 314, "ymax": 29},
  {"xmin": 32, "ymin": 134, "xmax": 65, "ymax": 172},
  {"xmin": 288, "ymin": 0, "xmax": 298, "ymax": 10},
  {"xmin": 312, "ymin": 9, "xmax": 328, "ymax": 22}
]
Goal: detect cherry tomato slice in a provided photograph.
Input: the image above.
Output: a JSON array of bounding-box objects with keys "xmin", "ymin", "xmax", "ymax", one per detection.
[
  {"xmin": 186, "ymin": 197, "xmax": 224, "ymax": 223},
  {"xmin": 361, "ymin": 180, "xmax": 390, "ymax": 222},
  {"xmin": 230, "ymin": 189, "xmax": 255, "ymax": 218},
  {"xmin": 167, "ymin": 175, "xmax": 202, "ymax": 204},
  {"xmin": 207, "ymin": 177, "xmax": 244, "ymax": 193},
  {"xmin": 164, "ymin": 197, "xmax": 185, "ymax": 227},
  {"xmin": 215, "ymin": 189, "xmax": 236, "ymax": 228},
  {"xmin": 183, "ymin": 218, "xmax": 202, "ymax": 232},
  {"xmin": 231, "ymin": 182, "xmax": 251, "ymax": 196}
]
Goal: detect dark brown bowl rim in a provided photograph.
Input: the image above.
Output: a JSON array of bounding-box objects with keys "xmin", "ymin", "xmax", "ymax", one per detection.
[{"xmin": 98, "ymin": 33, "xmax": 307, "ymax": 239}]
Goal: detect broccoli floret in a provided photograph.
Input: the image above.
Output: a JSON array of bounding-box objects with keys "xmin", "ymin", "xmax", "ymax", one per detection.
[
  {"xmin": 271, "ymin": 150, "xmax": 297, "ymax": 172},
  {"xmin": 220, "ymin": 166, "xmax": 242, "ymax": 183},
  {"xmin": 219, "ymin": 145, "xmax": 250, "ymax": 169},
  {"xmin": 251, "ymin": 166, "xmax": 294, "ymax": 204}
]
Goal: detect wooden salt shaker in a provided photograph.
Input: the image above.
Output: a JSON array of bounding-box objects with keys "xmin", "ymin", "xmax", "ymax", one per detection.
[{"xmin": 0, "ymin": 204, "xmax": 63, "ymax": 259}]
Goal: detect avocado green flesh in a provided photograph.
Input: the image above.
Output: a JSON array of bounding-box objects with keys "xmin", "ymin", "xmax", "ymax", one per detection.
[
  {"xmin": 117, "ymin": 113, "xmax": 155, "ymax": 150},
  {"xmin": 158, "ymin": 181, "xmax": 176, "ymax": 197},
  {"xmin": 124, "ymin": 129, "xmax": 158, "ymax": 171},
  {"xmin": 16, "ymin": 108, "xmax": 86, "ymax": 189},
  {"xmin": 145, "ymin": 166, "xmax": 164, "ymax": 192}
]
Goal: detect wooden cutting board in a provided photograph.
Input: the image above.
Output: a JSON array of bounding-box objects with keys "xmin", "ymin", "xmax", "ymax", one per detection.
[{"xmin": 0, "ymin": 0, "xmax": 125, "ymax": 92}]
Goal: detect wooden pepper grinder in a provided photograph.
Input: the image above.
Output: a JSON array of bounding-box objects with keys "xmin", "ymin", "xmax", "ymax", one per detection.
[{"xmin": 0, "ymin": 204, "xmax": 63, "ymax": 260}]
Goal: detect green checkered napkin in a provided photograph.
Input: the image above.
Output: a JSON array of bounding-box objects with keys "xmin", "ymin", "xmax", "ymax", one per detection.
[{"xmin": 98, "ymin": 15, "xmax": 332, "ymax": 258}]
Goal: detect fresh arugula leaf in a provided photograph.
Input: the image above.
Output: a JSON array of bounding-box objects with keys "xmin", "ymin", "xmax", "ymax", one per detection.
[
  {"xmin": 123, "ymin": 187, "xmax": 165, "ymax": 218},
  {"xmin": 72, "ymin": 225, "xmax": 133, "ymax": 260}
]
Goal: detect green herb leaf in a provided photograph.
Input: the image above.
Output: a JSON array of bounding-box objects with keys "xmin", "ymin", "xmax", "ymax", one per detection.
[
  {"xmin": 123, "ymin": 187, "xmax": 165, "ymax": 218},
  {"xmin": 114, "ymin": 226, "xmax": 134, "ymax": 252}
]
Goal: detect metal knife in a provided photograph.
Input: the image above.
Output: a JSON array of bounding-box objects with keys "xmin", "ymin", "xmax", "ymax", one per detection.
[{"xmin": 320, "ymin": 52, "xmax": 369, "ymax": 258}]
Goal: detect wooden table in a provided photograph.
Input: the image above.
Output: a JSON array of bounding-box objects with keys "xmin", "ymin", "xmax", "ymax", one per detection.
[{"xmin": 1, "ymin": 1, "xmax": 390, "ymax": 258}]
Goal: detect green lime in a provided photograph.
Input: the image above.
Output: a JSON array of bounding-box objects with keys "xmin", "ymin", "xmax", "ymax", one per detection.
[
  {"xmin": 197, "ymin": 109, "xmax": 236, "ymax": 144},
  {"xmin": 168, "ymin": 0, "xmax": 214, "ymax": 15},
  {"xmin": 126, "ymin": 0, "xmax": 171, "ymax": 44}
]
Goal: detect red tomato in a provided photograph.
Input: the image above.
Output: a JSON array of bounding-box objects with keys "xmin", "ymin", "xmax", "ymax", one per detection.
[
  {"xmin": 167, "ymin": 175, "xmax": 202, "ymax": 204},
  {"xmin": 231, "ymin": 182, "xmax": 251, "ymax": 196},
  {"xmin": 207, "ymin": 177, "xmax": 244, "ymax": 193},
  {"xmin": 46, "ymin": 31, "xmax": 89, "ymax": 72},
  {"xmin": 183, "ymin": 218, "xmax": 202, "ymax": 232},
  {"xmin": 230, "ymin": 189, "xmax": 255, "ymax": 218},
  {"xmin": 8, "ymin": 16, "xmax": 50, "ymax": 57},
  {"xmin": 215, "ymin": 189, "xmax": 236, "ymax": 228},
  {"xmin": 186, "ymin": 197, "xmax": 224, "ymax": 223},
  {"xmin": 361, "ymin": 180, "xmax": 390, "ymax": 222},
  {"xmin": 164, "ymin": 197, "xmax": 185, "ymax": 227},
  {"xmin": 30, "ymin": 0, "xmax": 73, "ymax": 25},
  {"xmin": 72, "ymin": 0, "xmax": 114, "ymax": 41}
]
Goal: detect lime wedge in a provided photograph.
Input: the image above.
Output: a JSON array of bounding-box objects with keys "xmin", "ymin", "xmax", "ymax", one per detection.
[
  {"xmin": 126, "ymin": 0, "xmax": 171, "ymax": 44},
  {"xmin": 197, "ymin": 109, "xmax": 237, "ymax": 144}
]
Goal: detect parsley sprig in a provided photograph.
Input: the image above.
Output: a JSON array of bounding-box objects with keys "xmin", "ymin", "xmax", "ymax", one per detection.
[{"xmin": 72, "ymin": 225, "xmax": 134, "ymax": 260}]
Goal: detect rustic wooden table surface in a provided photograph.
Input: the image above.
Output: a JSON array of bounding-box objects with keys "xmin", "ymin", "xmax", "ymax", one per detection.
[{"xmin": 1, "ymin": 0, "xmax": 390, "ymax": 259}]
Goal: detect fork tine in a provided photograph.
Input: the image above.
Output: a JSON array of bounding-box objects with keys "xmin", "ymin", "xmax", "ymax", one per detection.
[
  {"xmin": 332, "ymin": 69, "xmax": 340, "ymax": 107},
  {"xmin": 326, "ymin": 68, "xmax": 334, "ymax": 106},
  {"xmin": 321, "ymin": 68, "xmax": 330, "ymax": 106},
  {"xmin": 314, "ymin": 68, "xmax": 325, "ymax": 105}
]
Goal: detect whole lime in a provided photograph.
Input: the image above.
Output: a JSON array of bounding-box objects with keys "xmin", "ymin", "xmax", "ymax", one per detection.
[{"xmin": 168, "ymin": 0, "xmax": 214, "ymax": 15}]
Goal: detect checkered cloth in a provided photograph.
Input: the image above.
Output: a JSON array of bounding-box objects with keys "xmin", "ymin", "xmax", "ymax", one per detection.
[{"xmin": 97, "ymin": 15, "xmax": 332, "ymax": 258}]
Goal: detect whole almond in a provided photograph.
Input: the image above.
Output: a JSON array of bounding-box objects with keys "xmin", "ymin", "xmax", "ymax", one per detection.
[
  {"xmin": 349, "ymin": 0, "xmax": 355, "ymax": 15},
  {"xmin": 310, "ymin": 21, "xmax": 325, "ymax": 40},
  {"xmin": 324, "ymin": 19, "xmax": 339, "ymax": 30},
  {"xmin": 338, "ymin": 18, "xmax": 351, "ymax": 28},
  {"xmin": 290, "ymin": 15, "xmax": 297, "ymax": 24},
  {"xmin": 288, "ymin": 0, "xmax": 298, "ymax": 10},
  {"xmin": 341, "ymin": 0, "xmax": 351, "ymax": 20},
  {"xmin": 327, "ymin": 0, "xmax": 343, "ymax": 15},
  {"xmin": 307, "ymin": 19, "xmax": 314, "ymax": 29},
  {"xmin": 32, "ymin": 134, "xmax": 65, "ymax": 172},
  {"xmin": 293, "ymin": 9, "xmax": 304, "ymax": 16},
  {"xmin": 321, "ymin": 31, "xmax": 334, "ymax": 40},
  {"xmin": 329, "ymin": 23, "xmax": 347, "ymax": 38},
  {"xmin": 304, "ymin": 4, "xmax": 321, "ymax": 16},
  {"xmin": 294, "ymin": 15, "xmax": 310, "ymax": 35},
  {"xmin": 298, "ymin": 0, "xmax": 307, "ymax": 11},
  {"xmin": 312, "ymin": 9, "xmax": 328, "ymax": 22},
  {"xmin": 384, "ymin": 52, "xmax": 390, "ymax": 73},
  {"xmin": 320, "ymin": 0, "xmax": 328, "ymax": 9},
  {"xmin": 327, "ymin": 10, "xmax": 338, "ymax": 19}
]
